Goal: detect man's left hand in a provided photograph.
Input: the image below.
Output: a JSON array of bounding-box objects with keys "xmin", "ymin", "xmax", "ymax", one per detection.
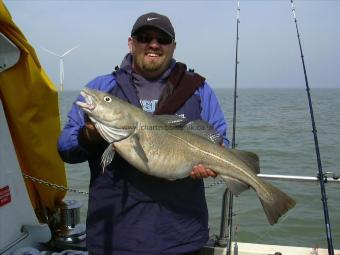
[{"xmin": 190, "ymin": 164, "xmax": 217, "ymax": 179}]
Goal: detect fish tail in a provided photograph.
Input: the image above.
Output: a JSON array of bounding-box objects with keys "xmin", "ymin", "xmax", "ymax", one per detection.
[{"xmin": 258, "ymin": 182, "xmax": 296, "ymax": 225}]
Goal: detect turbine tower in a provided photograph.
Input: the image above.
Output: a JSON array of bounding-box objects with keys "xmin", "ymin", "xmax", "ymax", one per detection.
[{"xmin": 42, "ymin": 45, "xmax": 79, "ymax": 91}]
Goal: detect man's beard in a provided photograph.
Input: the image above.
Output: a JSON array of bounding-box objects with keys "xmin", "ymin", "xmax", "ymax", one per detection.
[
  {"xmin": 142, "ymin": 59, "xmax": 164, "ymax": 72},
  {"xmin": 133, "ymin": 49, "xmax": 173, "ymax": 78}
]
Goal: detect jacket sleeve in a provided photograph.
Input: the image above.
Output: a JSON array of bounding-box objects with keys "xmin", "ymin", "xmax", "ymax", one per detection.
[
  {"xmin": 57, "ymin": 75, "xmax": 117, "ymax": 163},
  {"xmin": 198, "ymin": 82, "xmax": 230, "ymax": 147}
]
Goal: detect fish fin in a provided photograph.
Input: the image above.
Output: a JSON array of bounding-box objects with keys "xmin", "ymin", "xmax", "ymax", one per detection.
[
  {"xmin": 183, "ymin": 120, "xmax": 223, "ymax": 145},
  {"xmin": 229, "ymin": 149, "xmax": 260, "ymax": 174},
  {"xmin": 101, "ymin": 144, "xmax": 115, "ymax": 173},
  {"xmin": 154, "ymin": 114, "xmax": 187, "ymax": 127},
  {"xmin": 131, "ymin": 133, "xmax": 149, "ymax": 163},
  {"xmin": 258, "ymin": 182, "xmax": 296, "ymax": 225},
  {"xmin": 220, "ymin": 175, "xmax": 250, "ymax": 195}
]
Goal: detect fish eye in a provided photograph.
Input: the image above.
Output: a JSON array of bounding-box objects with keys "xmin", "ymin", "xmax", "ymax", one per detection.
[{"xmin": 104, "ymin": 96, "xmax": 112, "ymax": 103}]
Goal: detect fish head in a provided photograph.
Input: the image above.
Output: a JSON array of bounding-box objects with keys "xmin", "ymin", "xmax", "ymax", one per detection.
[{"xmin": 76, "ymin": 88, "xmax": 136, "ymax": 142}]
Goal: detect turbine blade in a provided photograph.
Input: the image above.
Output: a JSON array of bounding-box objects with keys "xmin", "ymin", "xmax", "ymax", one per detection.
[
  {"xmin": 61, "ymin": 45, "xmax": 79, "ymax": 57},
  {"xmin": 42, "ymin": 47, "xmax": 61, "ymax": 57}
]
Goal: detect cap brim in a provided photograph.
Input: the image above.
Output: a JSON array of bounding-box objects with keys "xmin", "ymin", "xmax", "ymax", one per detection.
[{"xmin": 132, "ymin": 25, "xmax": 174, "ymax": 39}]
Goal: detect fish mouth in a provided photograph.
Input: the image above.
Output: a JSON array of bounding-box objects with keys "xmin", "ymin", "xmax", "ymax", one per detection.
[{"xmin": 76, "ymin": 90, "xmax": 96, "ymax": 112}]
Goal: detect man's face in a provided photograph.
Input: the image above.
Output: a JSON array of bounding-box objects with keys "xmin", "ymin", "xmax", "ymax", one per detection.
[{"xmin": 129, "ymin": 28, "xmax": 176, "ymax": 79}]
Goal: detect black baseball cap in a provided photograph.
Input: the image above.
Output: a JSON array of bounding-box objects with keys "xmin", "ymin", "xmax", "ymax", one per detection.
[{"xmin": 131, "ymin": 12, "xmax": 175, "ymax": 39}]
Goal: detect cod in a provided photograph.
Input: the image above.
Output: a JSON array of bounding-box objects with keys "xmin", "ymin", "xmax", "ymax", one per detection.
[{"xmin": 77, "ymin": 88, "xmax": 296, "ymax": 225}]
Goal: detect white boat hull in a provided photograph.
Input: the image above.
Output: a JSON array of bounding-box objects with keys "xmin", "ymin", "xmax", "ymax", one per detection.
[{"xmin": 202, "ymin": 242, "xmax": 340, "ymax": 255}]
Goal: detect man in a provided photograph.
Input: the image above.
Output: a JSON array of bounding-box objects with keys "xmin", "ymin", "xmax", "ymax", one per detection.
[{"xmin": 58, "ymin": 12, "xmax": 228, "ymax": 255}]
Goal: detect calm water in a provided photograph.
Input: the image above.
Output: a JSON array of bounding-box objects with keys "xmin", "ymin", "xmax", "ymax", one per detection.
[{"xmin": 59, "ymin": 88, "xmax": 340, "ymax": 249}]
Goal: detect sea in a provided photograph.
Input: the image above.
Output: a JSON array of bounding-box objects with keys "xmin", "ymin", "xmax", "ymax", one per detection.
[{"xmin": 59, "ymin": 88, "xmax": 340, "ymax": 249}]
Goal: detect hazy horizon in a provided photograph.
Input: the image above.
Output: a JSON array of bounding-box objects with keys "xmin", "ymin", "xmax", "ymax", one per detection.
[{"xmin": 4, "ymin": 1, "xmax": 340, "ymax": 90}]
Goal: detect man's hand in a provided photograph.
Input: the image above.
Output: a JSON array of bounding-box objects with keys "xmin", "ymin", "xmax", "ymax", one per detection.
[
  {"xmin": 189, "ymin": 142, "xmax": 225, "ymax": 179},
  {"xmin": 190, "ymin": 164, "xmax": 217, "ymax": 179},
  {"xmin": 83, "ymin": 115, "xmax": 103, "ymax": 143}
]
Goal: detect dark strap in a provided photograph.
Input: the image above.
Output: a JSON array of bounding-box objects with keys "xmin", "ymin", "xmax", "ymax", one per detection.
[{"xmin": 154, "ymin": 62, "xmax": 205, "ymax": 115}]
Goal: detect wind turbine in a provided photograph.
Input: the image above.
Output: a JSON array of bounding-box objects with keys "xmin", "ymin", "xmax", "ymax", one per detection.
[{"xmin": 42, "ymin": 45, "xmax": 79, "ymax": 91}]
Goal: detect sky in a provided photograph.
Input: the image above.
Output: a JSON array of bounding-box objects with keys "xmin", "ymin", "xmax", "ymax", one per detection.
[{"xmin": 3, "ymin": 0, "xmax": 340, "ymax": 90}]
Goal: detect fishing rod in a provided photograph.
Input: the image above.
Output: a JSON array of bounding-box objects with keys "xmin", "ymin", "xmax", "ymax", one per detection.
[
  {"xmin": 290, "ymin": 1, "xmax": 334, "ymax": 254},
  {"xmin": 227, "ymin": 1, "xmax": 241, "ymax": 254},
  {"xmin": 231, "ymin": 1, "xmax": 240, "ymax": 150},
  {"xmin": 216, "ymin": 1, "xmax": 241, "ymax": 254}
]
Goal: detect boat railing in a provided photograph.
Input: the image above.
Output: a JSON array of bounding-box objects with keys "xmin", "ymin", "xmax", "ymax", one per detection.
[
  {"xmin": 257, "ymin": 173, "xmax": 340, "ymax": 183},
  {"xmin": 214, "ymin": 172, "xmax": 339, "ymax": 254}
]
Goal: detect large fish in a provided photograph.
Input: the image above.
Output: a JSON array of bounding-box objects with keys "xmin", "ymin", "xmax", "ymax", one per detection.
[{"xmin": 76, "ymin": 88, "xmax": 296, "ymax": 225}]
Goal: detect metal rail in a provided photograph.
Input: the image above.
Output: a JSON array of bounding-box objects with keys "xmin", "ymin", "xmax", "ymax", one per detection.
[{"xmin": 258, "ymin": 173, "xmax": 340, "ymax": 184}]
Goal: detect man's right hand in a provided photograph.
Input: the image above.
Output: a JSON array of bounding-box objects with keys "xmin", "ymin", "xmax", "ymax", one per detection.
[{"xmin": 83, "ymin": 114, "xmax": 103, "ymax": 143}]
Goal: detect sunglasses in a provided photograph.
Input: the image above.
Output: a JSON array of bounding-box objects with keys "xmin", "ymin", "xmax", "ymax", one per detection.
[{"xmin": 133, "ymin": 33, "xmax": 174, "ymax": 45}]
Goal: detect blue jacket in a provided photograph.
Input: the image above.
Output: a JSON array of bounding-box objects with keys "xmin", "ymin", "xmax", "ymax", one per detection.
[{"xmin": 58, "ymin": 58, "xmax": 228, "ymax": 255}]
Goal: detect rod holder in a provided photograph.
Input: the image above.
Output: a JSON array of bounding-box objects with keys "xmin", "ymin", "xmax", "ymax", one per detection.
[{"xmin": 215, "ymin": 188, "xmax": 233, "ymax": 248}]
